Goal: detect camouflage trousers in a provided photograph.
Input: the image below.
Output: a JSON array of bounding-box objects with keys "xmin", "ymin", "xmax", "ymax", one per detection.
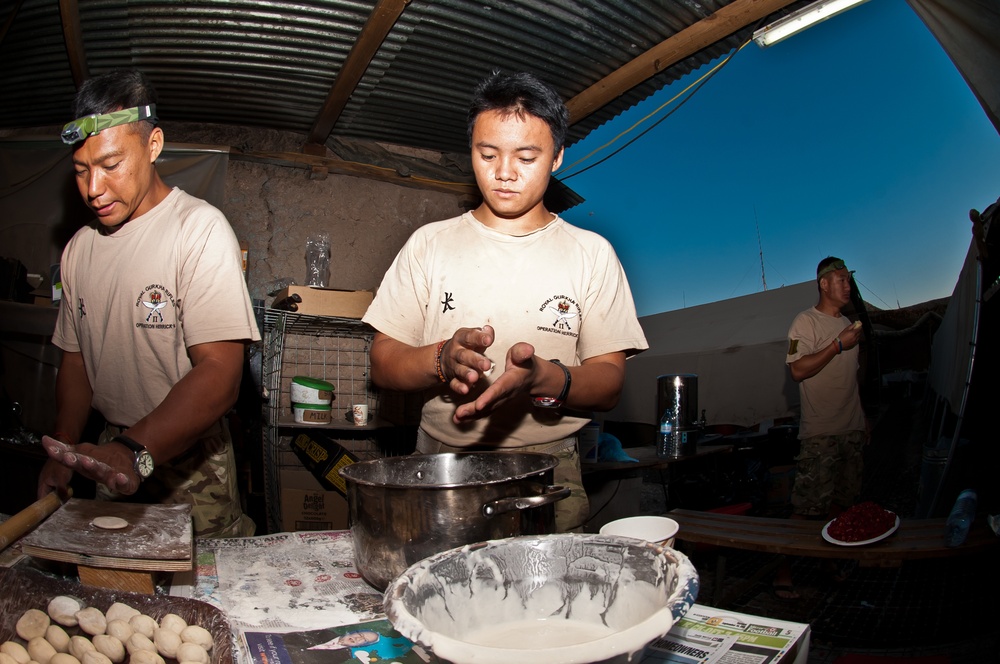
[
  {"xmin": 414, "ymin": 430, "xmax": 590, "ymax": 533},
  {"xmin": 97, "ymin": 420, "xmax": 256, "ymax": 538},
  {"xmin": 790, "ymin": 431, "xmax": 866, "ymax": 518}
]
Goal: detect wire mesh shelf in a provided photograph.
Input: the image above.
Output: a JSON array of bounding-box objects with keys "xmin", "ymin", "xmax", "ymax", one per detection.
[{"xmin": 261, "ymin": 309, "xmax": 381, "ymax": 532}]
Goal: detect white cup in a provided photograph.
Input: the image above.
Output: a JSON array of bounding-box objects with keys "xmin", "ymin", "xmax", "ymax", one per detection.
[
  {"xmin": 352, "ymin": 404, "xmax": 368, "ymax": 426},
  {"xmin": 599, "ymin": 516, "xmax": 679, "ymax": 548}
]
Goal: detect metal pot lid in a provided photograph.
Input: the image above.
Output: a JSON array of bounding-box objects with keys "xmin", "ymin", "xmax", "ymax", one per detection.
[{"xmin": 338, "ymin": 451, "xmax": 558, "ymax": 489}]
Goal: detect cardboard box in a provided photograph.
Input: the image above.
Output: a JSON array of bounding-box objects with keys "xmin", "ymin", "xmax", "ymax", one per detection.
[
  {"xmin": 290, "ymin": 431, "xmax": 359, "ymax": 495},
  {"xmin": 280, "ymin": 468, "xmax": 349, "ymax": 531},
  {"xmin": 270, "ymin": 285, "xmax": 373, "ymax": 318}
]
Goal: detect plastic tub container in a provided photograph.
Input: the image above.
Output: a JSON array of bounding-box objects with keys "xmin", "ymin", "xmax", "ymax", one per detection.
[
  {"xmin": 290, "ymin": 376, "xmax": 333, "ymax": 405},
  {"xmin": 292, "ymin": 402, "xmax": 332, "ymax": 424}
]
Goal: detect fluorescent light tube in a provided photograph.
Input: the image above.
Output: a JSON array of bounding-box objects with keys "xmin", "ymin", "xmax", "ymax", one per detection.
[{"xmin": 752, "ymin": 0, "xmax": 870, "ymax": 48}]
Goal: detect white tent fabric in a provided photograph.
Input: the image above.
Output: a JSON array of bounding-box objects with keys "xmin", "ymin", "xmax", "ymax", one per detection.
[
  {"xmin": 607, "ymin": 281, "xmax": 817, "ymax": 428},
  {"xmin": 927, "ymin": 238, "xmax": 979, "ymax": 415},
  {"xmin": 927, "ymin": 198, "xmax": 998, "ymax": 416},
  {"xmin": 907, "ymin": 0, "xmax": 1000, "ymax": 135}
]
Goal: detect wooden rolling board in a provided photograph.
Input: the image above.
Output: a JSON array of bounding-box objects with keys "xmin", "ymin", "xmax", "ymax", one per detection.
[{"xmin": 19, "ymin": 498, "xmax": 193, "ymax": 572}]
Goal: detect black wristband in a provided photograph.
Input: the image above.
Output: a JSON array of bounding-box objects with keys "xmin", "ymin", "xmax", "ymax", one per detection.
[{"xmin": 532, "ymin": 359, "xmax": 571, "ymax": 408}]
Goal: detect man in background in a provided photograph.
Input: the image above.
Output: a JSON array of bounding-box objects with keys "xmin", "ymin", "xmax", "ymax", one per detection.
[
  {"xmin": 37, "ymin": 69, "xmax": 259, "ymax": 538},
  {"xmin": 774, "ymin": 256, "xmax": 867, "ymax": 598},
  {"xmin": 362, "ymin": 70, "xmax": 648, "ymax": 532}
]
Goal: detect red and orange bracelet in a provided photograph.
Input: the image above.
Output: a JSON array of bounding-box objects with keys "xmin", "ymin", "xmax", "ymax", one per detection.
[{"xmin": 434, "ymin": 339, "xmax": 450, "ymax": 382}]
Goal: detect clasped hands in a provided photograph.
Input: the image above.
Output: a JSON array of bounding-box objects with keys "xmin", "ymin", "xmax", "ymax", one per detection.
[{"xmin": 438, "ymin": 324, "xmax": 541, "ymax": 423}]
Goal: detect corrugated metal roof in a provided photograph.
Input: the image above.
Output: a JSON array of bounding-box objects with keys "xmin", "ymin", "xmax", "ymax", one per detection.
[{"xmin": 0, "ymin": 0, "xmax": 802, "ymax": 154}]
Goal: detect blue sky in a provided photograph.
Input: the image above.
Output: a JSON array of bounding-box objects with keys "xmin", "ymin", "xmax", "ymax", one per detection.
[{"xmin": 559, "ymin": 0, "xmax": 1000, "ymax": 317}]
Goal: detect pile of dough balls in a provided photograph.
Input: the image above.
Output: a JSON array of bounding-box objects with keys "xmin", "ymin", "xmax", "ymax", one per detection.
[{"xmin": 1, "ymin": 598, "xmax": 214, "ymax": 664}]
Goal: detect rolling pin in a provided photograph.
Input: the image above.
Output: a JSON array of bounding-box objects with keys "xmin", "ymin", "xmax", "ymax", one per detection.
[{"xmin": 0, "ymin": 491, "xmax": 68, "ymax": 552}]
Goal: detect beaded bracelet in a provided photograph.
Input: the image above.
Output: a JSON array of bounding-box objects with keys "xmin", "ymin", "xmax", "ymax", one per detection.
[{"xmin": 435, "ymin": 339, "xmax": 449, "ymax": 383}]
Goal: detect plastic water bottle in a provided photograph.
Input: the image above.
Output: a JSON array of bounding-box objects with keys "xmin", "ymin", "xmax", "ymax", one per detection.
[
  {"xmin": 657, "ymin": 408, "xmax": 674, "ymax": 458},
  {"xmin": 945, "ymin": 489, "xmax": 977, "ymax": 547}
]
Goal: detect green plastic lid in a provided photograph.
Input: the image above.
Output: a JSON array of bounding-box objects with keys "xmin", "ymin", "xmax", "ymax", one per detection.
[
  {"xmin": 293, "ymin": 403, "xmax": 332, "ymax": 411},
  {"xmin": 292, "ymin": 376, "xmax": 334, "ymax": 391}
]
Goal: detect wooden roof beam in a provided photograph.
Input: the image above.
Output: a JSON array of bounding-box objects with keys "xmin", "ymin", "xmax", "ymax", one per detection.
[
  {"xmin": 305, "ymin": 0, "xmax": 411, "ymax": 150},
  {"xmin": 58, "ymin": 0, "xmax": 88, "ymax": 88},
  {"xmin": 566, "ymin": 0, "xmax": 800, "ymax": 125}
]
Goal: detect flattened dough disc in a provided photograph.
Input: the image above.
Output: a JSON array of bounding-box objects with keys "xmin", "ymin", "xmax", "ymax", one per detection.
[{"xmin": 92, "ymin": 516, "xmax": 129, "ymax": 530}]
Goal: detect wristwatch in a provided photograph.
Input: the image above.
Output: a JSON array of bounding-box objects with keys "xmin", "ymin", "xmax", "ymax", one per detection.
[
  {"xmin": 112, "ymin": 434, "xmax": 154, "ymax": 481},
  {"xmin": 532, "ymin": 359, "xmax": 572, "ymax": 408}
]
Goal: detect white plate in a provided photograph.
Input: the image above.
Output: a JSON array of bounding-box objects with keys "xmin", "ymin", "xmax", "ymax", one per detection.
[{"xmin": 822, "ymin": 514, "xmax": 900, "ymax": 546}]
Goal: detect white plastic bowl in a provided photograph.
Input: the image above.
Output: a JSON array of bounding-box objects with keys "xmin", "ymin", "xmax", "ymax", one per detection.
[
  {"xmin": 599, "ymin": 515, "xmax": 680, "ymax": 548},
  {"xmin": 384, "ymin": 533, "xmax": 698, "ymax": 664}
]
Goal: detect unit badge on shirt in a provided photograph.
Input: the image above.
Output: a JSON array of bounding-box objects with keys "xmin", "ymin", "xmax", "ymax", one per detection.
[
  {"xmin": 537, "ymin": 295, "xmax": 581, "ymax": 337},
  {"xmin": 135, "ymin": 285, "xmax": 177, "ymax": 330}
]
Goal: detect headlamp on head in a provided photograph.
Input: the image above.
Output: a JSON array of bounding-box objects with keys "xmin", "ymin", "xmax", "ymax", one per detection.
[
  {"xmin": 60, "ymin": 104, "xmax": 157, "ymax": 145},
  {"xmin": 816, "ymin": 259, "xmax": 854, "ymax": 280}
]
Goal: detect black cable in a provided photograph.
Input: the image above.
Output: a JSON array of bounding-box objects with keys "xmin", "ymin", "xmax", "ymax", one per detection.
[
  {"xmin": 560, "ymin": 41, "xmax": 745, "ymax": 182},
  {"xmin": 583, "ymin": 477, "xmax": 623, "ymax": 527}
]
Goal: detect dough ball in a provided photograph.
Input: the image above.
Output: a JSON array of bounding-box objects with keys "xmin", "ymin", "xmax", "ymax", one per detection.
[
  {"xmin": 0, "ymin": 652, "xmax": 19, "ymax": 664},
  {"xmin": 1, "ymin": 642, "xmax": 31, "ymax": 664},
  {"xmin": 74, "ymin": 608, "xmax": 106, "ymax": 637},
  {"xmin": 124, "ymin": 634, "xmax": 155, "ymax": 656},
  {"xmin": 49, "ymin": 655, "xmax": 80, "ymax": 664},
  {"xmin": 127, "ymin": 651, "xmax": 164, "ymax": 664},
  {"xmin": 67, "ymin": 637, "xmax": 94, "ymax": 662},
  {"xmin": 103, "ymin": 621, "xmax": 131, "ymax": 645},
  {"xmin": 103, "ymin": 604, "xmax": 139, "ymax": 625},
  {"xmin": 81, "ymin": 651, "xmax": 112, "ymax": 664},
  {"xmin": 44, "ymin": 626, "xmax": 70, "ymax": 654},
  {"xmin": 46, "ymin": 597, "xmax": 85, "ymax": 628},
  {"xmin": 174, "ymin": 643, "xmax": 208, "ymax": 664},
  {"xmin": 152, "ymin": 629, "xmax": 180, "ymax": 659},
  {"xmin": 17, "ymin": 610, "xmax": 51, "ymax": 641},
  {"xmin": 127, "ymin": 616, "xmax": 156, "ymax": 640},
  {"xmin": 179, "ymin": 625, "xmax": 213, "ymax": 651},
  {"xmin": 157, "ymin": 614, "xmax": 186, "ymax": 635},
  {"xmin": 89, "ymin": 637, "xmax": 123, "ymax": 664},
  {"xmin": 27, "ymin": 638, "xmax": 55, "ymax": 664}
]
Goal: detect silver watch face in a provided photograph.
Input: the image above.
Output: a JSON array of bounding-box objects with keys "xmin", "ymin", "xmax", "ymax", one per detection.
[{"xmin": 135, "ymin": 450, "xmax": 154, "ymax": 479}]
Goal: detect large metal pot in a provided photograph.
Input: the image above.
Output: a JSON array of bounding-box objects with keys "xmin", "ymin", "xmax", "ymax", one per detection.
[{"xmin": 339, "ymin": 452, "xmax": 570, "ymax": 591}]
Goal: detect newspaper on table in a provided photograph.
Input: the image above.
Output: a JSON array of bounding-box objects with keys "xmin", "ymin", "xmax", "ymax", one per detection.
[
  {"xmin": 178, "ymin": 530, "xmax": 385, "ymax": 632},
  {"xmin": 644, "ymin": 605, "xmax": 809, "ymax": 664}
]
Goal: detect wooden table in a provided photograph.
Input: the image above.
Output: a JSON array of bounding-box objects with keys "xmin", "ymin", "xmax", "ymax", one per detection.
[
  {"xmin": 668, "ymin": 507, "xmax": 999, "ymax": 603},
  {"xmin": 668, "ymin": 508, "xmax": 998, "ymax": 561}
]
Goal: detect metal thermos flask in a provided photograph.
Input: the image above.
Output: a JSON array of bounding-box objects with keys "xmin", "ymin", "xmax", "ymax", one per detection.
[{"xmin": 656, "ymin": 374, "xmax": 700, "ymax": 457}]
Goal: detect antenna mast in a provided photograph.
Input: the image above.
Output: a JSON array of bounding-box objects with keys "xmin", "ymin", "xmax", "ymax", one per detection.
[{"xmin": 755, "ymin": 206, "xmax": 767, "ymax": 291}]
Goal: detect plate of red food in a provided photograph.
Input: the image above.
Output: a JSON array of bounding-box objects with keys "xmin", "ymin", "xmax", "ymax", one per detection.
[{"xmin": 822, "ymin": 501, "xmax": 900, "ymax": 546}]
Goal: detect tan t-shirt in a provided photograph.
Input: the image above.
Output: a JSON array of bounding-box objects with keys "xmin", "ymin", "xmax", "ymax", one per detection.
[
  {"xmin": 53, "ymin": 187, "xmax": 260, "ymax": 426},
  {"xmin": 785, "ymin": 306, "xmax": 865, "ymax": 439},
  {"xmin": 363, "ymin": 212, "xmax": 648, "ymax": 447}
]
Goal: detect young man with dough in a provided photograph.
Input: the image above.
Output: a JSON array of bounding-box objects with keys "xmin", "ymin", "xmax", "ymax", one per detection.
[{"xmin": 362, "ymin": 71, "xmax": 648, "ymax": 532}]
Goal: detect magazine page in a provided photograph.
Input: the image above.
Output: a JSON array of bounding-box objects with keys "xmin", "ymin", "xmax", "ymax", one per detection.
[{"xmin": 242, "ymin": 619, "xmax": 433, "ymax": 664}]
